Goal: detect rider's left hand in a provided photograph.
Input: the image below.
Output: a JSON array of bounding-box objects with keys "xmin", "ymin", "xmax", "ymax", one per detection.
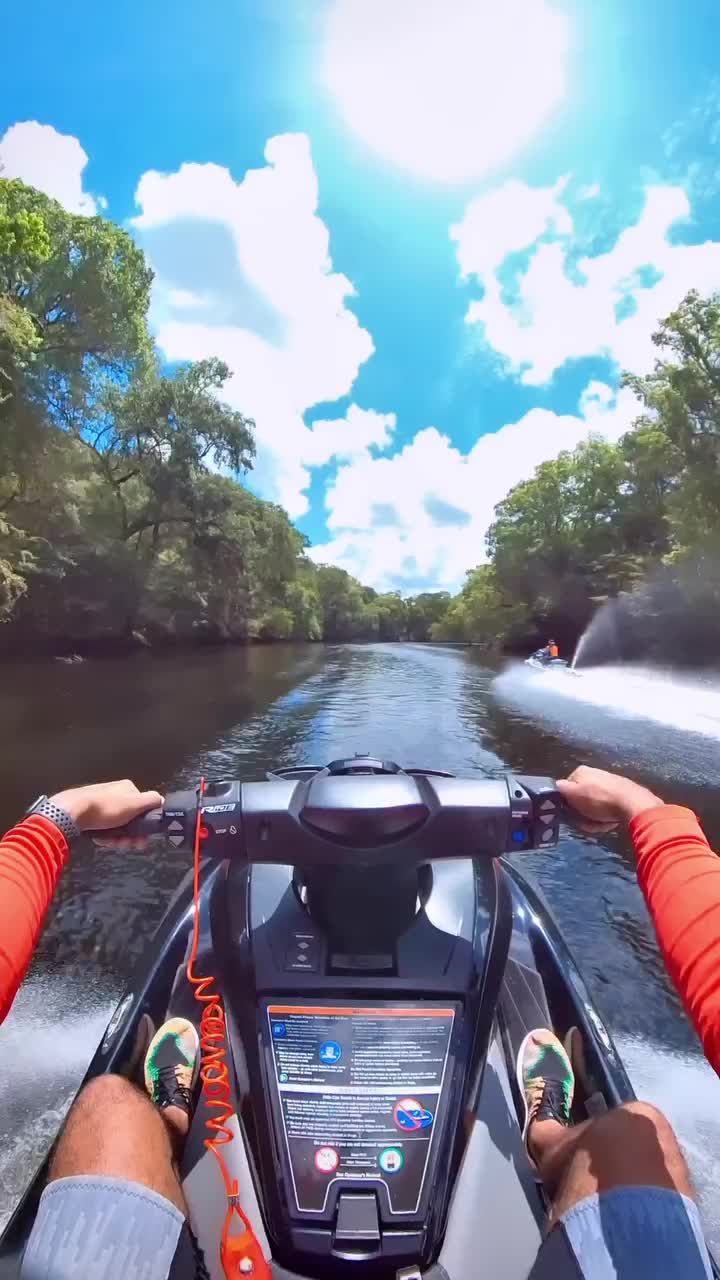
[{"xmin": 49, "ymin": 780, "xmax": 164, "ymax": 834}]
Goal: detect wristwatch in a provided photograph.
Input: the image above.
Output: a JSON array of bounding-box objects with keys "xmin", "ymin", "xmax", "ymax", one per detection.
[{"xmin": 24, "ymin": 795, "xmax": 83, "ymax": 846}]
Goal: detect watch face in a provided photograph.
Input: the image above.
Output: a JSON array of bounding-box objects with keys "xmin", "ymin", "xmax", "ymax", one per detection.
[{"xmin": 26, "ymin": 794, "xmax": 48, "ymax": 816}]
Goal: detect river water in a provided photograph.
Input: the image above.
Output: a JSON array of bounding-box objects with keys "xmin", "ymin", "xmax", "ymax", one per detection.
[{"xmin": 2, "ymin": 643, "xmax": 720, "ymax": 1247}]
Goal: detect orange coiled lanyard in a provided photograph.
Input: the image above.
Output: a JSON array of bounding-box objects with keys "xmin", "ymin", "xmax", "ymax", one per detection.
[{"xmin": 186, "ymin": 779, "xmax": 271, "ymax": 1280}]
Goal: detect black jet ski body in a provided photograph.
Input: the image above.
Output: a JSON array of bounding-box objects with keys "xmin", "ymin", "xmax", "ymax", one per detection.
[{"xmin": 0, "ymin": 759, "xmax": 713, "ymax": 1279}]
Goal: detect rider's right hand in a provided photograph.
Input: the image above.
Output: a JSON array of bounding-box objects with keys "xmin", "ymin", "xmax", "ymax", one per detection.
[{"xmin": 557, "ymin": 766, "xmax": 663, "ymax": 828}]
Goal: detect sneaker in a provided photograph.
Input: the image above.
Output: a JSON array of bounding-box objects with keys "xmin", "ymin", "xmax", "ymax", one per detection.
[
  {"xmin": 517, "ymin": 1028, "xmax": 574, "ymax": 1165},
  {"xmin": 144, "ymin": 1017, "xmax": 200, "ymax": 1117}
]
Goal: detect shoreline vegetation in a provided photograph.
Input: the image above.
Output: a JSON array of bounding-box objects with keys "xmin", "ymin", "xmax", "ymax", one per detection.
[
  {"xmin": 36, "ymin": 637, "xmax": 496, "ymax": 666},
  {"xmin": 3, "ymin": 179, "xmax": 720, "ymax": 667}
]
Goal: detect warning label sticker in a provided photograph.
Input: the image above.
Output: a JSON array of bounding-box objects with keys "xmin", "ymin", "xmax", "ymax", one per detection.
[{"xmin": 266, "ymin": 1003, "xmax": 455, "ymax": 1215}]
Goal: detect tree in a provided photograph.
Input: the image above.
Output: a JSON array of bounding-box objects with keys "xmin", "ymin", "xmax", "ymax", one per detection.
[
  {"xmin": 0, "ymin": 179, "xmax": 152, "ymax": 439},
  {"xmin": 405, "ymin": 592, "xmax": 451, "ymax": 640},
  {"xmin": 431, "ymin": 566, "xmax": 521, "ymax": 644},
  {"xmin": 314, "ymin": 565, "xmax": 377, "ymax": 640},
  {"xmin": 0, "ymin": 178, "xmax": 156, "ymax": 628},
  {"xmin": 284, "ymin": 567, "xmax": 324, "ymax": 641},
  {"xmin": 0, "ymin": 516, "xmax": 31, "ymax": 618},
  {"xmin": 624, "ymin": 290, "xmax": 720, "ymax": 553},
  {"xmin": 78, "ymin": 358, "xmax": 255, "ymax": 538},
  {"xmin": 0, "ymin": 182, "xmax": 51, "ymax": 416},
  {"xmin": 55, "ymin": 361, "xmax": 256, "ymax": 637},
  {"xmin": 375, "ymin": 592, "xmax": 407, "ymax": 640},
  {"xmin": 486, "ymin": 439, "xmax": 647, "ymax": 643}
]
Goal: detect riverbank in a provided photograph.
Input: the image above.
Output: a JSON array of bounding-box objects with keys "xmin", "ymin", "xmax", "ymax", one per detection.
[{"xmin": 0, "ymin": 631, "xmax": 501, "ymax": 662}]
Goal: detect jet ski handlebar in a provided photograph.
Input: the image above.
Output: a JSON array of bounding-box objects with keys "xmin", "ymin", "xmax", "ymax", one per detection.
[{"xmin": 96, "ymin": 762, "xmax": 562, "ymax": 866}]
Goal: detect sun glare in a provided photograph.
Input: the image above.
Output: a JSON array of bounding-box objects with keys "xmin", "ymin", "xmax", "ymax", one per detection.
[{"xmin": 323, "ymin": 0, "xmax": 569, "ymax": 184}]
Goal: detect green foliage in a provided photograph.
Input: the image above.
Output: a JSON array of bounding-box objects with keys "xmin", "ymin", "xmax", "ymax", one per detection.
[
  {"xmin": 0, "ymin": 179, "xmax": 152, "ymax": 410},
  {"xmin": 623, "ymin": 290, "xmax": 720, "ymax": 554},
  {"xmin": 484, "ymin": 439, "xmax": 642, "ymax": 641},
  {"xmin": 406, "ymin": 591, "xmax": 452, "ymax": 640},
  {"xmin": 461, "ymin": 289, "xmax": 720, "ymax": 653},
  {"xmin": 375, "ymin": 592, "xmax": 407, "ymax": 640},
  {"xmin": 0, "ymin": 178, "xmax": 457, "ymax": 649},
  {"xmin": 314, "ymin": 566, "xmax": 377, "ymax": 641},
  {"xmin": 432, "ymin": 566, "xmax": 523, "ymax": 644},
  {"xmin": 0, "ymin": 515, "xmax": 33, "ymax": 619},
  {"xmin": 0, "ymin": 178, "xmax": 155, "ymax": 572}
]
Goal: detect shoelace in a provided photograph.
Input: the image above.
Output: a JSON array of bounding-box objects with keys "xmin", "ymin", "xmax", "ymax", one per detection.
[
  {"xmin": 529, "ymin": 1077, "xmax": 569, "ymax": 1126},
  {"xmin": 156, "ymin": 1064, "xmax": 193, "ymax": 1114}
]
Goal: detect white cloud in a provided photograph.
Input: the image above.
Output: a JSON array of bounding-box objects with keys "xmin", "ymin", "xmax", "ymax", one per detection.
[
  {"xmin": 323, "ymin": 0, "xmax": 569, "ymax": 183},
  {"xmin": 579, "ymin": 379, "xmax": 615, "ymax": 415},
  {"xmin": 309, "ymin": 381, "xmax": 638, "ymax": 592},
  {"xmin": 0, "ymin": 121, "xmax": 102, "ymax": 215},
  {"xmin": 451, "ymin": 178, "xmax": 571, "ymax": 280},
  {"xmin": 166, "ymin": 287, "xmax": 206, "ymax": 310},
  {"xmin": 132, "ymin": 134, "xmax": 377, "ymax": 516},
  {"xmin": 453, "ymin": 178, "xmax": 720, "ymax": 383},
  {"xmin": 304, "ymin": 405, "xmax": 396, "ymax": 466}
]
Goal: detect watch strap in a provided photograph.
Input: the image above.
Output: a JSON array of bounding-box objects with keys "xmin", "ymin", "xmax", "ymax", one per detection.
[{"xmin": 26, "ymin": 799, "xmax": 83, "ymax": 845}]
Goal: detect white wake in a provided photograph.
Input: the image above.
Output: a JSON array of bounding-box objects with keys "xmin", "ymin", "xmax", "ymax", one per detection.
[{"xmin": 617, "ymin": 1034, "xmax": 720, "ymax": 1255}]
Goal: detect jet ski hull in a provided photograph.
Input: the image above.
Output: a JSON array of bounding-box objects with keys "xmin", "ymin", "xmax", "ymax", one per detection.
[{"xmin": 0, "ymin": 865, "xmax": 650, "ymax": 1278}]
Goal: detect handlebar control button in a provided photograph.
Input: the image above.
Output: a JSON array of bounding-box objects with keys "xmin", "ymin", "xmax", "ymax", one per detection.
[{"xmin": 533, "ymin": 816, "xmax": 560, "ymax": 847}]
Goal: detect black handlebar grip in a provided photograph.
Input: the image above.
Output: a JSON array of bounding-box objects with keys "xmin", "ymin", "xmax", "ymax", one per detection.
[
  {"xmin": 122, "ymin": 808, "xmax": 167, "ymax": 839},
  {"xmin": 87, "ymin": 790, "xmax": 200, "ymax": 849},
  {"xmin": 87, "ymin": 807, "xmax": 167, "ymax": 845}
]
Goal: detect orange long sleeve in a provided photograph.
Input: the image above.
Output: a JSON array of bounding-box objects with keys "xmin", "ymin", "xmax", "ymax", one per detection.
[
  {"xmin": 631, "ymin": 804, "xmax": 720, "ymax": 1077},
  {"xmin": 0, "ymin": 815, "xmax": 69, "ymax": 1024}
]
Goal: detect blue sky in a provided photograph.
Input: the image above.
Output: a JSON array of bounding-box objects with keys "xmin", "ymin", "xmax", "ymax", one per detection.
[{"xmin": 3, "ymin": 0, "xmax": 720, "ymax": 592}]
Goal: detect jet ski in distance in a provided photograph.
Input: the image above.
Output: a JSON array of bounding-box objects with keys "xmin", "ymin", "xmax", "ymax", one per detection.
[
  {"xmin": 0, "ymin": 756, "xmax": 710, "ymax": 1278},
  {"xmin": 525, "ymin": 651, "xmax": 572, "ymax": 672}
]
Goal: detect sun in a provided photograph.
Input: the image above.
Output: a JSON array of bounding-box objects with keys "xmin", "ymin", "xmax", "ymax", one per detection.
[{"xmin": 323, "ymin": 0, "xmax": 569, "ymax": 184}]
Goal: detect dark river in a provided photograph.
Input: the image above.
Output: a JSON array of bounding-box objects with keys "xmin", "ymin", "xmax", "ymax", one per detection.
[{"xmin": 2, "ymin": 643, "xmax": 720, "ymax": 1245}]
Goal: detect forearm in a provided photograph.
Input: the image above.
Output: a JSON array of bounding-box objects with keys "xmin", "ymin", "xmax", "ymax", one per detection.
[
  {"xmin": 0, "ymin": 815, "xmax": 69, "ymax": 1023},
  {"xmin": 631, "ymin": 805, "xmax": 720, "ymax": 1076}
]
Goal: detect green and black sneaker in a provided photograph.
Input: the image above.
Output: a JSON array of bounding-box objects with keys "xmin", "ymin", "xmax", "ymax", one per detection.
[
  {"xmin": 144, "ymin": 1017, "xmax": 200, "ymax": 1118},
  {"xmin": 517, "ymin": 1028, "xmax": 575, "ymax": 1166}
]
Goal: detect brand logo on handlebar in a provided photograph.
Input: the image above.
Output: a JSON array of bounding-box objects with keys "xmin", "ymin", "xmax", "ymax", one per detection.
[{"xmin": 203, "ymin": 803, "xmax": 237, "ymax": 813}]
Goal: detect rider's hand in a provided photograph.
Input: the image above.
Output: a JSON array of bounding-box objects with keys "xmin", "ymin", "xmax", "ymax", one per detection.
[
  {"xmin": 49, "ymin": 780, "xmax": 164, "ymax": 833},
  {"xmin": 557, "ymin": 766, "xmax": 662, "ymax": 829}
]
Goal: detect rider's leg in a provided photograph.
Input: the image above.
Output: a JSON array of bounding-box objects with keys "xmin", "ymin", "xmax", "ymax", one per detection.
[
  {"xmin": 520, "ymin": 1030, "xmax": 712, "ymax": 1279},
  {"xmin": 21, "ymin": 1019, "xmax": 202, "ymax": 1280},
  {"xmin": 48, "ymin": 1073, "xmax": 188, "ymax": 1213},
  {"xmin": 529, "ymin": 1100, "xmax": 694, "ymax": 1220}
]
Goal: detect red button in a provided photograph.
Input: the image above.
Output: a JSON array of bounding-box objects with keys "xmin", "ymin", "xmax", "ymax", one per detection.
[{"xmin": 199, "ymin": 825, "xmax": 210, "ymax": 840}]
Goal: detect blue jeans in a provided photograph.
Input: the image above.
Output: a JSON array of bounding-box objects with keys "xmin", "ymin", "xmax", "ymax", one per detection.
[{"xmin": 529, "ymin": 1185, "xmax": 712, "ymax": 1279}]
